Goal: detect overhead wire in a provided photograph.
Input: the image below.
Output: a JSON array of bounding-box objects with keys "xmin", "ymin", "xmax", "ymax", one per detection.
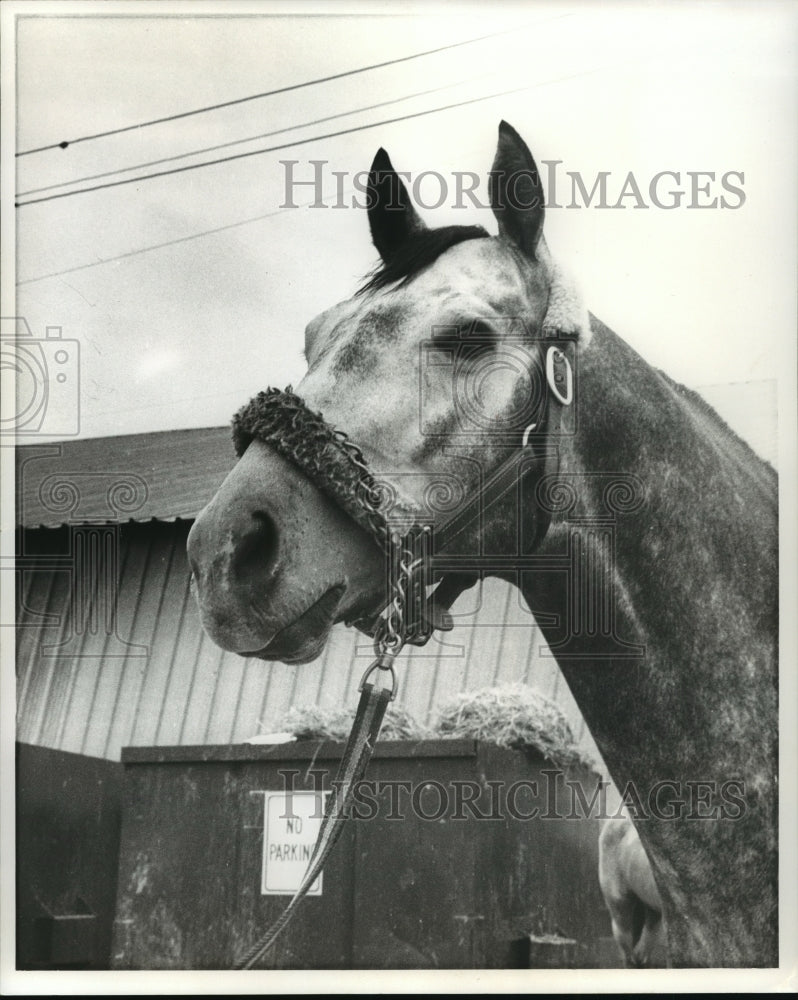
[
  {"xmin": 16, "ymin": 191, "xmax": 348, "ymax": 286},
  {"xmin": 15, "ymin": 61, "xmax": 613, "ymax": 283},
  {"xmin": 15, "ymin": 20, "xmax": 565, "ymax": 157},
  {"xmin": 15, "ymin": 72, "xmax": 590, "ymax": 208},
  {"xmin": 16, "ymin": 72, "xmax": 496, "ymax": 200}
]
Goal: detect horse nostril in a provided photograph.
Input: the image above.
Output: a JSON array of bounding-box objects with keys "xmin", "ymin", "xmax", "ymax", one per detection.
[{"xmin": 234, "ymin": 510, "xmax": 280, "ymax": 580}]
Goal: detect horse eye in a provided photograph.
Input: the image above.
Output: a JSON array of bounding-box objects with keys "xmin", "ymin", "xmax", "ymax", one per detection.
[
  {"xmin": 465, "ymin": 320, "xmax": 496, "ymax": 340},
  {"xmin": 468, "ymin": 319, "xmax": 496, "ymax": 340},
  {"xmin": 432, "ymin": 320, "xmax": 495, "ymax": 342}
]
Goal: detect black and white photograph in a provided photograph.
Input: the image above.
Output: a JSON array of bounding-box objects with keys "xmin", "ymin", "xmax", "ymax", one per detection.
[{"xmin": 1, "ymin": 0, "xmax": 796, "ymax": 993}]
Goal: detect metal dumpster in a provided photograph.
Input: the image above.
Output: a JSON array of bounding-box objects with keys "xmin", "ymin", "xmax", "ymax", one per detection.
[
  {"xmin": 112, "ymin": 739, "xmax": 614, "ymax": 969},
  {"xmin": 16, "ymin": 743, "xmax": 123, "ymax": 969}
]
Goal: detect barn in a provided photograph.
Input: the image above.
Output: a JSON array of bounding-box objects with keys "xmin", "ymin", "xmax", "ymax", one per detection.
[{"xmin": 15, "ymin": 428, "xmax": 605, "ymax": 758}]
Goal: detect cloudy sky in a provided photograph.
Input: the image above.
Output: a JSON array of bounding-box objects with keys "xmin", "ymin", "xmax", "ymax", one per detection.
[{"xmin": 7, "ymin": 2, "xmax": 797, "ymax": 457}]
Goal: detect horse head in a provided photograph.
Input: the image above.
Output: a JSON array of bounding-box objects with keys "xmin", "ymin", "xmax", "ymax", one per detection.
[{"xmin": 187, "ymin": 122, "xmax": 584, "ymax": 663}]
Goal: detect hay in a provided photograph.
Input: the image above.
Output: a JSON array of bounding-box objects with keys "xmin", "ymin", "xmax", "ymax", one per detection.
[
  {"xmin": 432, "ymin": 683, "xmax": 593, "ymax": 769},
  {"xmin": 281, "ymin": 683, "xmax": 595, "ymax": 770},
  {"xmin": 283, "ymin": 702, "xmax": 429, "ymax": 743},
  {"xmin": 283, "ymin": 705, "xmax": 353, "ymax": 742},
  {"xmin": 381, "ymin": 703, "xmax": 431, "ymax": 741}
]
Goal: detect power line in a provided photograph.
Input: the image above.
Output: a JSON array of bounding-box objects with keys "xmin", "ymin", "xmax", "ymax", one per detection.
[
  {"xmin": 15, "ymin": 62, "xmax": 613, "ymax": 277},
  {"xmin": 16, "ymin": 21, "xmax": 557, "ymax": 157},
  {"xmin": 14, "ymin": 82, "xmax": 539, "ymax": 208},
  {"xmin": 16, "ymin": 192, "xmax": 346, "ymax": 286},
  {"xmin": 16, "ymin": 73, "xmax": 494, "ymax": 200}
]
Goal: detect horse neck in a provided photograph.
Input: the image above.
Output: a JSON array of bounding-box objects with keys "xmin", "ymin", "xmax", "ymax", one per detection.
[
  {"xmin": 528, "ymin": 316, "xmax": 777, "ymax": 741},
  {"xmin": 514, "ymin": 317, "xmax": 778, "ymax": 961}
]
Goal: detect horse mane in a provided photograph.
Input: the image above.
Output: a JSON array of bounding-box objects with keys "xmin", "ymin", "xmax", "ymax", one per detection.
[{"xmin": 357, "ymin": 225, "xmax": 488, "ymax": 294}]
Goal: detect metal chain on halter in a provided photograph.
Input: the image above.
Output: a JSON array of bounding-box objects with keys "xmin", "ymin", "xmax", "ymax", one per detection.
[{"xmin": 351, "ymin": 524, "xmax": 435, "ymax": 653}]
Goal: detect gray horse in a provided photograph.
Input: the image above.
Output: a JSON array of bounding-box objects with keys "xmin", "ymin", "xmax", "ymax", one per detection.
[{"xmin": 189, "ymin": 122, "xmax": 778, "ymax": 967}]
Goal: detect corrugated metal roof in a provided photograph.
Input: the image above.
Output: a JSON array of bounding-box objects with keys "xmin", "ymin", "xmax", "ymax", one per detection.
[
  {"xmin": 14, "ymin": 380, "xmax": 775, "ymax": 528},
  {"xmin": 15, "ymin": 426, "xmax": 235, "ymax": 528}
]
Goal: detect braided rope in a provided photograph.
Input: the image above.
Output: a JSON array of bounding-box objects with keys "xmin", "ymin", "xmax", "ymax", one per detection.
[{"xmin": 233, "ymin": 387, "xmax": 386, "ymax": 541}]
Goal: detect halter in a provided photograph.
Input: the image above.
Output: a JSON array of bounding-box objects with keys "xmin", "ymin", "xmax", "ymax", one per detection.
[
  {"xmin": 231, "ymin": 341, "xmax": 575, "ymax": 656},
  {"xmin": 230, "ymin": 338, "xmax": 575, "ymax": 968}
]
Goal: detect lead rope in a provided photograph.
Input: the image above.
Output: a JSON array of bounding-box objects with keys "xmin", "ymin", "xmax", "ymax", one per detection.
[
  {"xmin": 233, "ymin": 530, "xmax": 426, "ymax": 970},
  {"xmin": 234, "ymin": 651, "xmax": 396, "ymax": 970}
]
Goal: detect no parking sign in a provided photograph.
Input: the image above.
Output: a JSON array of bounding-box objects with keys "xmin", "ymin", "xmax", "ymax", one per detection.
[{"xmin": 261, "ymin": 791, "xmax": 328, "ymax": 896}]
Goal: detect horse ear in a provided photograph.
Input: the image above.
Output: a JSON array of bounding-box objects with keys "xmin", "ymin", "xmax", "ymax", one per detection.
[
  {"xmin": 489, "ymin": 121, "xmax": 545, "ymax": 259},
  {"xmin": 367, "ymin": 148, "xmax": 426, "ymax": 261}
]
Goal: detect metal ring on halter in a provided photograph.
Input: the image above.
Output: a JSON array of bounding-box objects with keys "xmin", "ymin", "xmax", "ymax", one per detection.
[
  {"xmin": 546, "ymin": 346, "xmax": 573, "ymax": 406},
  {"xmin": 358, "ymin": 652, "xmax": 398, "ymax": 699},
  {"xmin": 375, "ymin": 620, "xmax": 405, "ymax": 658},
  {"xmin": 522, "ymin": 423, "xmax": 537, "ymax": 447}
]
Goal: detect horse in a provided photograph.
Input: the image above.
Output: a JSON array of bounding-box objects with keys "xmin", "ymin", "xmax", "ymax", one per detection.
[
  {"xmin": 599, "ymin": 809, "xmax": 667, "ymax": 968},
  {"xmin": 187, "ymin": 121, "xmax": 778, "ymax": 967}
]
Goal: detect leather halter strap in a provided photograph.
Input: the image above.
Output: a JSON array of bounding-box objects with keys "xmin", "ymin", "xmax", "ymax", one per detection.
[{"xmin": 410, "ymin": 342, "xmax": 574, "ymax": 625}]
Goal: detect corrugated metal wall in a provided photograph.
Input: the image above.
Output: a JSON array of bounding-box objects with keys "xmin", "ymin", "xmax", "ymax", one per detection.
[{"xmin": 16, "ymin": 522, "xmax": 603, "ymax": 767}]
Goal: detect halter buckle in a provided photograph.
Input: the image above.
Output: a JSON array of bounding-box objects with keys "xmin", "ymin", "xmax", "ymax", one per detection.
[{"xmin": 546, "ymin": 346, "xmax": 573, "ymax": 406}]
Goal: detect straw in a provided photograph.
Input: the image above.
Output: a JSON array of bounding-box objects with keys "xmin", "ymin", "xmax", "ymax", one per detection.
[{"xmin": 432, "ymin": 683, "xmax": 593, "ymax": 769}]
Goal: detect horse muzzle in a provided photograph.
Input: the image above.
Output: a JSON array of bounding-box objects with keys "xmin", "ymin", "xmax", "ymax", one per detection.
[{"xmin": 187, "ymin": 440, "xmax": 385, "ymax": 661}]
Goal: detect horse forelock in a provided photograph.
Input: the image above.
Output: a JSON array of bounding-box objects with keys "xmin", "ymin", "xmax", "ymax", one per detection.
[
  {"xmin": 355, "ymin": 223, "xmax": 591, "ymax": 346},
  {"xmin": 357, "ymin": 225, "xmax": 489, "ymax": 294}
]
